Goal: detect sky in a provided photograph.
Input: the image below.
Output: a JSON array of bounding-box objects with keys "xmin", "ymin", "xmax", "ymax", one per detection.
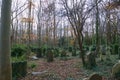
[
  {"xmin": 0, "ymin": 0, "xmax": 113, "ymax": 35},
  {"xmin": 9, "ymin": 0, "xmax": 67, "ymax": 34}
]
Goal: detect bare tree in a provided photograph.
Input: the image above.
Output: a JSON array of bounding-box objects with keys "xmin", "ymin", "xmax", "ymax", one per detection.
[{"xmin": 61, "ymin": 0, "xmax": 90, "ymax": 66}]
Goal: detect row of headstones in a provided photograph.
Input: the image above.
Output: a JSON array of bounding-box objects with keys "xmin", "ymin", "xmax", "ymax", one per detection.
[
  {"xmin": 32, "ymin": 47, "xmax": 78, "ymax": 58},
  {"xmin": 84, "ymin": 60, "xmax": 120, "ymax": 80},
  {"xmin": 85, "ymin": 46, "xmax": 120, "ymax": 69}
]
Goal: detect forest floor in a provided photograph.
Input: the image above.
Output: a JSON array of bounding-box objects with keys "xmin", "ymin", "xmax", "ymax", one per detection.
[{"xmin": 19, "ymin": 55, "xmax": 118, "ymax": 80}]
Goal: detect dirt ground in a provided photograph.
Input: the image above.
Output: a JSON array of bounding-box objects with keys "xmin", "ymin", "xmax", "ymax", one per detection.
[{"xmin": 19, "ymin": 57, "xmax": 112, "ymax": 80}]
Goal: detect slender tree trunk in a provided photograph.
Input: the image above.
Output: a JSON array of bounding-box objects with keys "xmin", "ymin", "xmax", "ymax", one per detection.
[
  {"xmin": 95, "ymin": 0, "xmax": 100, "ymax": 55},
  {"xmin": 27, "ymin": 0, "xmax": 32, "ymax": 56},
  {"xmin": 37, "ymin": 0, "xmax": 42, "ymax": 47},
  {"xmin": 0, "ymin": 0, "xmax": 12, "ymax": 80},
  {"xmin": 78, "ymin": 33, "xmax": 86, "ymax": 67},
  {"xmin": 53, "ymin": 10, "xmax": 56, "ymax": 46}
]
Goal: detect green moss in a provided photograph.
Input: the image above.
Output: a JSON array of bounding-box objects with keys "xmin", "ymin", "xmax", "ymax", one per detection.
[{"xmin": 11, "ymin": 44, "xmax": 28, "ymax": 57}]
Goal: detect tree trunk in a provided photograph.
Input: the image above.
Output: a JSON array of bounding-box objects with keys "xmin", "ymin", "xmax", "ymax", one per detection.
[
  {"xmin": 78, "ymin": 34, "xmax": 86, "ymax": 67},
  {"xmin": 95, "ymin": 0, "xmax": 100, "ymax": 55},
  {"xmin": 0, "ymin": 0, "xmax": 12, "ymax": 80}
]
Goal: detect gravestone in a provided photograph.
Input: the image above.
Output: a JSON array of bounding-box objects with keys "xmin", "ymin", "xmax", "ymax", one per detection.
[
  {"xmin": 88, "ymin": 73, "xmax": 102, "ymax": 80},
  {"xmin": 112, "ymin": 60, "xmax": 120, "ymax": 79},
  {"xmin": 86, "ymin": 51, "xmax": 96, "ymax": 69},
  {"xmin": 106, "ymin": 47, "xmax": 111, "ymax": 60}
]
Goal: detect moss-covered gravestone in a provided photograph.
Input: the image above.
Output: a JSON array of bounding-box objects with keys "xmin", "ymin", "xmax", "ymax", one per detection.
[
  {"xmin": 99, "ymin": 46, "xmax": 104, "ymax": 61},
  {"xmin": 112, "ymin": 61, "xmax": 120, "ymax": 79},
  {"xmin": 12, "ymin": 61, "xmax": 27, "ymax": 78},
  {"xmin": 106, "ymin": 47, "xmax": 111, "ymax": 60},
  {"xmin": 86, "ymin": 51, "xmax": 96, "ymax": 69},
  {"xmin": 46, "ymin": 49, "xmax": 54, "ymax": 62}
]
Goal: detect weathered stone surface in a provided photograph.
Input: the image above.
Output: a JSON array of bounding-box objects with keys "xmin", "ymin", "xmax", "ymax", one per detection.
[
  {"xmin": 31, "ymin": 56, "xmax": 39, "ymax": 60},
  {"xmin": 88, "ymin": 73, "xmax": 102, "ymax": 80},
  {"xmin": 86, "ymin": 51, "xmax": 96, "ymax": 69},
  {"xmin": 106, "ymin": 47, "xmax": 111, "ymax": 60},
  {"xmin": 112, "ymin": 61, "xmax": 120, "ymax": 79},
  {"xmin": 32, "ymin": 71, "xmax": 47, "ymax": 75}
]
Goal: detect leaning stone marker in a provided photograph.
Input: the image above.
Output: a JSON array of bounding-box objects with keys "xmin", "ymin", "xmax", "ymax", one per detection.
[
  {"xmin": 86, "ymin": 51, "xmax": 96, "ymax": 69},
  {"xmin": 106, "ymin": 47, "xmax": 111, "ymax": 60},
  {"xmin": 112, "ymin": 60, "xmax": 120, "ymax": 79},
  {"xmin": 88, "ymin": 73, "xmax": 102, "ymax": 80}
]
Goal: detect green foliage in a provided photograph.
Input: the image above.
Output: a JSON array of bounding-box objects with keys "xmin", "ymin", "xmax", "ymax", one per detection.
[
  {"xmin": 41, "ymin": 45, "xmax": 48, "ymax": 57},
  {"xmin": 72, "ymin": 49, "xmax": 76, "ymax": 56},
  {"xmin": 83, "ymin": 45, "xmax": 89, "ymax": 52},
  {"xmin": 113, "ymin": 44, "xmax": 119, "ymax": 55},
  {"xmin": 53, "ymin": 48, "xmax": 60, "ymax": 57},
  {"xmin": 68, "ymin": 46, "xmax": 73, "ymax": 52},
  {"xmin": 36, "ymin": 48, "xmax": 42, "ymax": 58},
  {"xmin": 11, "ymin": 55, "xmax": 26, "ymax": 63},
  {"xmin": 30, "ymin": 46, "xmax": 38, "ymax": 52},
  {"xmin": 11, "ymin": 44, "xmax": 28, "ymax": 57},
  {"xmin": 29, "ymin": 62, "xmax": 37, "ymax": 69},
  {"xmin": 89, "ymin": 45, "xmax": 96, "ymax": 51},
  {"xmin": 60, "ymin": 49, "xmax": 67, "ymax": 57},
  {"xmin": 110, "ymin": 44, "xmax": 119, "ymax": 55}
]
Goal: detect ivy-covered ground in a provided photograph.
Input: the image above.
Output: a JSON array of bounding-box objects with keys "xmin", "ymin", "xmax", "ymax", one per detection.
[{"xmin": 19, "ymin": 55, "xmax": 118, "ymax": 80}]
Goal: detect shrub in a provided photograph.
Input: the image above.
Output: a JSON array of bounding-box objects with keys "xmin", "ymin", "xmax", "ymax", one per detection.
[
  {"xmin": 89, "ymin": 45, "xmax": 96, "ymax": 51},
  {"xmin": 113, "ymin": 44, "xmax": 119, "ymax": 55},
  {"xmin": 30, "ymin": 46, "xmax": 43, "ymax": 57},
  {"xmin": 28, "ymin": 62, "xmax": 37, "ymax": 69},
  {"xmin": 60, "ymin": 49, "xmax": 67, "ymax": 57},
  {"xmin": 83, "ymin": 45, "xmax": 89, "ymax": 52},
  {"xmin": 41, "ymin": 45, "xmax": 48, "ymax": 57},
  {"xmin": 30, "ymin": 46, "xmax": 38, "ymax": 52},
  {"xmin": 11, "ymin": 44, "xmax": 28, "ymax": 57},
  {"xmin": 36, "ymin": 47, "xmax": 43, "ymax": 58},
  {"xmin": 72, "ymin": 49, "xmax": 76, "ymax": 56},
  {"xmin": 68, "ymin": 46, "xmax": 73, "ymax": 52},
  {"xmin": 12, "ymin": 55, "xmax": 26, "ymax": 62},
  {"xmin": 53, "ymin": 48, "xmax": 60, "ymax": 57},
  {"xmin": 110, "ymin": 44, "xmax": 118, "ymax": 55}
]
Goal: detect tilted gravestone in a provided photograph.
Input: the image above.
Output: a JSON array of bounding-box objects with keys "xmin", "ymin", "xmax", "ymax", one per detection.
[
  {"xmin": 112, "ymin": 60, "xmax": 120, "ymax": 79},
  {"xmin": 86, "ymin": 51, "xmax": 96, "ymax": 69}
]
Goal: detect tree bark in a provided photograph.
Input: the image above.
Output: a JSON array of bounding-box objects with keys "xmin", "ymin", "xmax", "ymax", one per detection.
[
  {"xmin": 95, "ymin": 0, "xmax": 100, "ymax": 55},
  {"xmin": 0, "ymin": 0, "xmax": 12, "ymax": 80},
  {"xmin": 78, "ymin": 33, "xmax": 86, "ymax": 67}
]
